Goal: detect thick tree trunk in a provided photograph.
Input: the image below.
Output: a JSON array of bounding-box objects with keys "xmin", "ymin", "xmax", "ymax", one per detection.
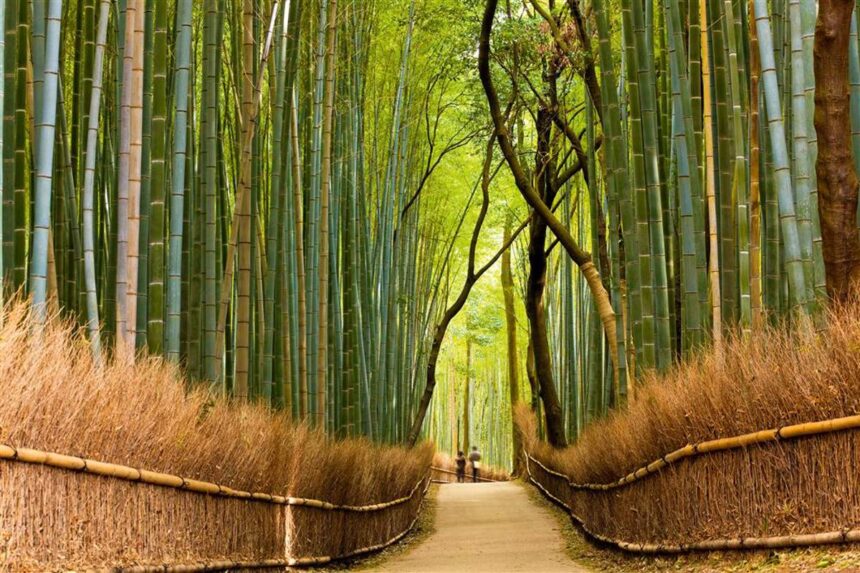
[
  {"xmin": 525, "ymin": 108, "xmax": 568, "ymax": 449},
  {"xmin": 814, "ymin": 0, "xmax": 860, "ymax": 301},
  {"xmin": 526, "ymin": 214, "xmax": 567, "ymax": 448}
]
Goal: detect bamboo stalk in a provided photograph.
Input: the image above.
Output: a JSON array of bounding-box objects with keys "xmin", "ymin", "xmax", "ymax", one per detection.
[{"xmin": 701, "ymin": 0, "xmax": 722, "ymax": 349}]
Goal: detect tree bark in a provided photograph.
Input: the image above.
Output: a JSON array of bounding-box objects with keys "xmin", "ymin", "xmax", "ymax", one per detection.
[
  {"xmin": 524, "ymin": 107, "xmax": 568, "ymax": 448},
  {"xmin": 478, "ymin": 0, "xmax": 619, "ymax": 391},
  {"xmin": 814, "ymin": 0, "xmax": 860, "ymax": 301},
  {"xmin": 405, "ymin": 135, "xmax": 526, "ymax": 446},
  {"xmin": 501, "ymin": 214, "xmax": 523, "ymax": 473},
  {"xmin": 462, "ymin": 339, "xmax": 471, "ymax": 453}
]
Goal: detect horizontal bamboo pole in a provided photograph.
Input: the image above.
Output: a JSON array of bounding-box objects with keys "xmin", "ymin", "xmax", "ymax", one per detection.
[
  {"xmin": 96, "ymin": 477, "xmax": 434, "ymax": 572},
  {"xmin": 102, "ymin": 558, "xmax": 292, "ymax": 572},
  {"xmin": 526, "ymin": 413, "xmax": 860, "ymax": 491},
  {"xmin": 0, "ymin": 443, "xmax": 427, "ymax": 512},
  {"xmin": 288, "ymin": 476, "xmax": 427, "ymax": 512},
  {"xmin": 430, "ymin": 465, "xmax": 501, "ymax": 483},
  {"xmin": 525, "ymin": 455, "xmax": 860, "ymax": 555}
]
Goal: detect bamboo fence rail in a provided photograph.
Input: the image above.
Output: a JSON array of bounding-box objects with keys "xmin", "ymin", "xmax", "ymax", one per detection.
[
  {"xmin": 0, "ymin": 443, "xmax": 431, "ymax": 570},
  {"xmin": 526, "ymin": 454, "xmax": 860, "ymax": 553},
  {"xmin": 93, "ymin": 479, "xmax": 433, "ymax": 572},
  {"xmin": 0, "ymin": 443, "xmax": 425, "ymax": 511},
  {"xmin": 525, "ymin": 411, "xmax": 860, "ymax": 554},
  {"xmin": 529, "ymin": 413, "xmax": 860, "ymax": 491}
]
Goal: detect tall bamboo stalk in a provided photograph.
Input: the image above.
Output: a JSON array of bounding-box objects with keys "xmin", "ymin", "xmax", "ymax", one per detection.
[{"xmin": 30, "ymin": 0, "xmax": 64, "ymax": 325}]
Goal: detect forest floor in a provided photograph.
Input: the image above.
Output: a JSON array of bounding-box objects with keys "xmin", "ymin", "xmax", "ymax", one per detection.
[
  {"xmin": 526, "ymin": 481, "xmax": 860, "ymax": 572},
  {"xmin": 364, "ymin": 481, "xmax": 589, "ymax": 572}
]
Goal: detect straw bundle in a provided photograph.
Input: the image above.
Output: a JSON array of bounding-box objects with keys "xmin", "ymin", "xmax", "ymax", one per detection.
[
  {"xmin": 0, "ymin": 301, "xmax": 433, "ymax": 571},
  {"xmin": 518, "ymin": 307, "xmax": 860, "ymax": 552}
]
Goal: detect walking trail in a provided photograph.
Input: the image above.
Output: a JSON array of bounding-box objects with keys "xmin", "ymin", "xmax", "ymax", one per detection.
[{"xmin": 370, "ymin": 481, "xmax": 591, "ymax": 572}]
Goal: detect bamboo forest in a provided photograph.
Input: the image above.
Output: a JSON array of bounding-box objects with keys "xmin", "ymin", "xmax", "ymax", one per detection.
[{"xmin": 6, "ymin": 0, "xmax": 860, "ymax": 571}]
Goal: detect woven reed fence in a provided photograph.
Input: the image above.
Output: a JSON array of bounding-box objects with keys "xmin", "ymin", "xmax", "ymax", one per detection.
[
  {"xmin": 526, "ymin": 413, "xmax": 860, "ymax": 554},
  {"xmin": 0, "ymin": 444, "xmax": 430, "ymax": 571}
]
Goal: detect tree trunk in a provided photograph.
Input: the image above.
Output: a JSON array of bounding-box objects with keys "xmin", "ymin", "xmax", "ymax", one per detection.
[
  {"xmin": 814, "ymin": 0, "xmax": 860, "ymax": 301},
  {"xmin": 501, "ymin": 215, "xmax": 523, "ymax": 473},
  {"xmin": 525, "ymin": 109, "xmax": 567, "ymax": 448},
  {"xmin": 462, "ymin": 339, "xmax": 471, "ymax": 453}
]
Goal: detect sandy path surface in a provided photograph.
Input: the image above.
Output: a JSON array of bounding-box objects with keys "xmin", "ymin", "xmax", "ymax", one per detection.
[{"xmin": 370, "ymin": 481, "xmax": 590, "ymax": 572}]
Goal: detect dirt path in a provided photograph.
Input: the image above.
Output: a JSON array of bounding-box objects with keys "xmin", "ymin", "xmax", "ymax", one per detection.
[{"xmin": 369, "ymin": 481, "xmax": 590, "ymax": 572}]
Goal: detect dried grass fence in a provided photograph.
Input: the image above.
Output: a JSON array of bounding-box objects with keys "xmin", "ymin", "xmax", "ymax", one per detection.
[
  {"xmin": 519, "ymin": 307, "xmax": 860, "ymax": 555},
  {"xmin": 0, "ymin": 302, "xmax": 433, "ymax": 571}
]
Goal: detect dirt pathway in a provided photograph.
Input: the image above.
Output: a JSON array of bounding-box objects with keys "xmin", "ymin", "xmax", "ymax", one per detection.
[{"xmin": 369, "ymin": 481, "xmax": 590, "ymax": 572}]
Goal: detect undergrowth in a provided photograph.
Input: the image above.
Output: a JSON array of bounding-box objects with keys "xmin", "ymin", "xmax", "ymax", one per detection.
[
  {"xmin": 0, "ymin": 300, "xmax": 433, "ymax": 504},
  {"xmin": 520, "ymin": 307, "xmax": 860, "ymax": 485}
]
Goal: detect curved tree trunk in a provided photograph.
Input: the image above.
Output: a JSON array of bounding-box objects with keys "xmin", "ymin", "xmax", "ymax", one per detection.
[
  {"xmin": 478, "ymin": 0, "xmax": 619, "ymax": 391},
  {"xmin": 814, "ymin": 0, "xmax": 860, "ymax": 301},
  {"xmin": 525, "ymin": 107, "xmax": 567, "ymax": 449}
]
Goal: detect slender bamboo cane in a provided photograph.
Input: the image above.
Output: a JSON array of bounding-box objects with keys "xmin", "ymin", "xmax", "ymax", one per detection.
[
  {"xmin": 30, "ymin": 0, "xmax": 63, "ymax": 325},
  {"xmin": 752, "ymin": 0, "xmax": 809, "ymax": 312},
  {"xmin": 701, "ymin": 0, "xmax": 722, "ymax": 349},
  {"xmin": 750, "ymin": 0, "xmax": 764, "ymax": 330}
]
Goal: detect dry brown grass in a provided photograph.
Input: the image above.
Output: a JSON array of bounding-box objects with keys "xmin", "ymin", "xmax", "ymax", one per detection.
[
  {"xmin": 519, "ymin": 308, "xmax": 860, "ymax": 549},
  {"xmin": 0, "ymin": 301, "xmax": 433, "ymax": 571}
]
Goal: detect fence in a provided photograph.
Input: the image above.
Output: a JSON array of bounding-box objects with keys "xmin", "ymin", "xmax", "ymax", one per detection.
[
  {"xmin": 526, "ymin": 413, "xmax": 860, "ymax": 553},
  {"xmin": 0, "ymin": 444, "xmax": 431, "ymax": 571}
]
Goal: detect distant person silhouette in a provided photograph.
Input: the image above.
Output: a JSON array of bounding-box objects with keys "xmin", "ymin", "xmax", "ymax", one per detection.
[
  {"xmin": 455, "ymin": 451, "xmax": 467, "ymax": 483},
  {"xmin": 468, "ymin": 446, "xmax": 482, "ymax": 483}
]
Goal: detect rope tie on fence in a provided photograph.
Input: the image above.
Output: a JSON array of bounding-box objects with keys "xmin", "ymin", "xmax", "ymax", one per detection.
[{"xmin": 524, "ymin": 411, "xmax": 860, "ymax": 554}]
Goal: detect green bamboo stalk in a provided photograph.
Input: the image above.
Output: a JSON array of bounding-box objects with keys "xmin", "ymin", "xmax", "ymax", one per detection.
[
  {"xmin": 165, "ymin": 0, "xmax": 192, "ymax": 362},
  {"xmin": 13, "ymin": 0, "xmax": 27, "ymax": 289},
  {"xmin": 202, "ymin": 0, "xmax": 221, "ymax": 382},
  {"xmin": 709, "ymin": 0, "xmax": 738, "ymax": 323},
  {"xmin": 30, "ymin": 0, "xmax": 63, "ymax": 325},
  {"xmin": 1, "ymin": 0, "xmax": 14, "ymax": 291},
  {"xmin": 721, "ymin": 0, "xmax": 751, "ymax": 331},
  {"xmin": 80, "ymin": 0, "xmax": 110, "ymax": 359},
  {"xmin": 788, "ymin": 0, "xmax": 815, "ymax": 310},
  {"xmin": 593, "ymin": 0, "xmax": 632, "ymax": 391},
  {"xmin": 752, "ymin": 0, "xmax": 809, "ymax": 313},
  {"xmin": 145, "ymin": 0, "xmax": 167, "ymax": 353},
  {"xmin": 665, "ymin": 0, "xmax": 704, "ymax": 349},
  {"xmin": 631, "ymin": 0, "xmax": 672, "ymax": 369},
  {"xmin": 620, "ymin": 0, "xmax": 654, "ymax": 370}
]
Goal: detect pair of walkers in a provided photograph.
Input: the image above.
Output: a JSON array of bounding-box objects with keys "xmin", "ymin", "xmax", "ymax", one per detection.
[{"xmin": 455, "ymin": 446, "xmax": 482, "ymax": 483}]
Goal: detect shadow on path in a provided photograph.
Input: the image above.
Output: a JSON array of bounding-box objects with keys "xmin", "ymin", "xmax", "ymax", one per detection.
[{"xmin": 369, "ymin": 481, "xmax": 591, "ymax": 572}]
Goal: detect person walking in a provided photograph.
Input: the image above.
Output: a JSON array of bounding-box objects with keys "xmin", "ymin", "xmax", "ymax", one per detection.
[
  {"xmin": 455, "ymin": 451, "xmax": 467, "ymax": 483},
  {"xmin": 468, "ymin": 446, "xmax": 482, "ymax": 483}
]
